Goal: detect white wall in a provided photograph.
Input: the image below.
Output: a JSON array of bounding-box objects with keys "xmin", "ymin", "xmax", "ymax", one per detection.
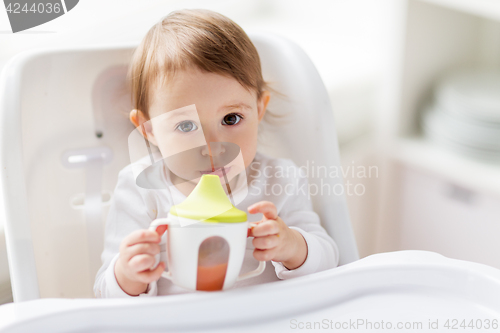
[{"xmin": 0, "ymin": 1, "xmax": 393, "ymax": 145}]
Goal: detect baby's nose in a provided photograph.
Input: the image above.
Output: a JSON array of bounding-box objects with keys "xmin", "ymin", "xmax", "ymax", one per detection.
[
  {"xmin": 201, "ymin": 142, "xmax": 226, "ymax": 157},
  {"xmin": 210, "ymin": 142, "xmax": 227, "ymax": 156}
]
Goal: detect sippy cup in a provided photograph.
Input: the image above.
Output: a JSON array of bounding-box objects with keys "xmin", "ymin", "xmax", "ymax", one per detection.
[{"xmin": 149, "ymin": 174, "xmax": 266, "ymax": 291}]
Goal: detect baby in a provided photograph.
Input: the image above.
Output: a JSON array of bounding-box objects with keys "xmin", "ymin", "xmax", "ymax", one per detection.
[{"xmin": 94, "ymin": 8, "xmax": 339, "ymax": 297}]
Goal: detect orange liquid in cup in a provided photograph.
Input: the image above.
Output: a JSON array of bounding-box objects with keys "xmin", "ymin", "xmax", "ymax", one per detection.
[{"xmin": 196, "ymin": 263, "xmax": 228, "ymax": 291}]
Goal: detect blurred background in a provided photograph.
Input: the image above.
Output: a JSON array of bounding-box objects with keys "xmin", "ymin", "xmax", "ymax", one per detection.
[{"xmin": 1, "ymin": 0, "xmax": 500, "ymax": 304}]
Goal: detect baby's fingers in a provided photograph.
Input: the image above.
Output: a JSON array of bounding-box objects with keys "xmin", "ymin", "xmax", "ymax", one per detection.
[
  {"xmin": 253, "ymin": 234, "xmax": 279, "ymax": 250},
  {"xmin": 136, "ymin": 262, "xmax": 165, "ymax": 284},
  {"xmin": 248, "ymin": 201, "xmax": 278, "ymax": 220},
  {"xmin": 249, "ymin": 220, "xmax": 279, "ymax": 237},
  {"xmin": 122, "ymin": 243, "xmax": 160, "ymax": 262},
  {"xmin": 123, "ymin": 229, "xmax": 160, "ymax": 248},
  {"xmin": 129, "ymin": 254, "xmax": 156, "ymax": 273},
  {"xmin": 253, "ymin": 248, "xmax": 278, "ymax": 262}
]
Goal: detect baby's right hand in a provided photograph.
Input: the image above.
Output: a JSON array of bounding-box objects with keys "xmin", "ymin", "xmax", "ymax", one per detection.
[{"xmin": 114, "ymin": 229, "xmax": 166, "ymax": 296}]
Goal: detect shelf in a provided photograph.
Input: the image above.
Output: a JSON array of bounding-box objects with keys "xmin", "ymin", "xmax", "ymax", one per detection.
[
  {"xmin": 391, "ymin": 136, "xmax": 500, "ymax": 197},
  {"xmin": 375, "ymin": 0, "xmax": 500, "ymax": 256},
  {"xmin": 419, "ymin": 0, "xmax": 500, "ymax": 22}
]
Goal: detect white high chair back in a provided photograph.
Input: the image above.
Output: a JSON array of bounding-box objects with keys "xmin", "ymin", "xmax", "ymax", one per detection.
[{"xmin": 0, "ymin": 31, "xmax": 359, "ymax": 302}]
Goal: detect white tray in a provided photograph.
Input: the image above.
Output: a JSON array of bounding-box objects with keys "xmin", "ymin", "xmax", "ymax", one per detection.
[{"xmin": 1, "ymin": 250, "xmax": 499, "ymax": 332}]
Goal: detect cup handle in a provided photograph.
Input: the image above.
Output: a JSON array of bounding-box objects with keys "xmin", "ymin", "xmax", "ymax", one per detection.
[
  {"xmin": 236, "ymin": 261, "xmax": 266, "ymax": 281},
  {"xmin": 148, "ymin": 217, "xmax": 173, "ymax": 280},
  {"xmin": 149, "ymin": 217, "xmax": 172, "ymax": 232}
]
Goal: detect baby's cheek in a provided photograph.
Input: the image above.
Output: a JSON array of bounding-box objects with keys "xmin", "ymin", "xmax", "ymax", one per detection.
[{"xmin": 240, "ymin": 143, "xmax": 257, "ymax": 169}]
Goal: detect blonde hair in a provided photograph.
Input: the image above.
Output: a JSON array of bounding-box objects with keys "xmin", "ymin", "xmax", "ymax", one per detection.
[{"xmin": 128, "ymin": 8, "xmax": 276, "ymax": 120}]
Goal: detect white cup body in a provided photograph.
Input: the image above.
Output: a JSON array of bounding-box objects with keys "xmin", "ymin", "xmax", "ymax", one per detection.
[{"xmin": 162, "ymin": 218, "xmax": 249, "ymax": 291}]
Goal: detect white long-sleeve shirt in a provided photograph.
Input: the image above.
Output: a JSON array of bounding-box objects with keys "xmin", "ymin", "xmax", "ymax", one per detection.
[{"xmin": 94, "ymin": 151, "xmax": 339, "ymax": 297}]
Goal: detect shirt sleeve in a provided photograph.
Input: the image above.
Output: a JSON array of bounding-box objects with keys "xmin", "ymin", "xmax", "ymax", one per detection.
[
  {"xmin": 94, "ymin": 165, "xmax": 159, "ymax": 298},
  {"xmin": 270, "ymin": 163, "xmax": 340, "ymax": 279}
]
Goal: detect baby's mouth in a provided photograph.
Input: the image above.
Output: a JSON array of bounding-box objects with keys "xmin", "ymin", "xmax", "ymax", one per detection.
[{"xmin": 200, "ymin": 166, "xmax": 231, "ymax": 178}]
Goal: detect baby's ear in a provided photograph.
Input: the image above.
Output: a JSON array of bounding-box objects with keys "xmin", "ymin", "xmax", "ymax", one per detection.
[
  {"xmin": 129, "ymin": 109, "xmax": 158, "ymax": 146},
  {"xmin": 257, "ymin": 91, "xmax": 270, "ymax": 122}
]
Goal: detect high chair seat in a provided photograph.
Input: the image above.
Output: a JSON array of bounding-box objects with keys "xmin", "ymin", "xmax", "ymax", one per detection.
[
  {"xmin": 2, "ymin": 30, "xmax": 500, "ymax": 333},
  {"xmin": 0, "ymin": 31, "xmax": 358, "ymax": 301}
]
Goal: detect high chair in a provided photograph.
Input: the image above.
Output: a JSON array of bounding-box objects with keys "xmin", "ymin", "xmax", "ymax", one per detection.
[
  {"xmin": 2, "ymin": 31, "xmax": 500, "ymax": 333},
  {"xmin": 0, "ymin": 31, "xmax": 359, "ymax": 302}
]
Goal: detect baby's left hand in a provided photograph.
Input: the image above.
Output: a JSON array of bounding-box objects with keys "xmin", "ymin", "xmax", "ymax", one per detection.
[{"xmin": 247, "ymin": 201, "xmax": 308, "ymax": 270}]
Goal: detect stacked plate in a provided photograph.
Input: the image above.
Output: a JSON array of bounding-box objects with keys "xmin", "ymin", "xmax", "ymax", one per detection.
[{"xmin": 422, "ymin": 69, "xmax": 500, "ymax": 161}]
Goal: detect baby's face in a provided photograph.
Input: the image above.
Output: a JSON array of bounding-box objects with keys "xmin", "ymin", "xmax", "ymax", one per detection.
[{"xmin": 144, "ymin": 66, "xmax": 268, "ymax": 186}]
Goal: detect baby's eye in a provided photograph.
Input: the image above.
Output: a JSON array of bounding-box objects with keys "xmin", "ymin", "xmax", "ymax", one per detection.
[
  {"xmin": 222, "ymin": 113, "xmax": 243, "ymax": 126},
  {"xmin": 176, "ymin": 121, "xmax": 198, "ymax": 133}
]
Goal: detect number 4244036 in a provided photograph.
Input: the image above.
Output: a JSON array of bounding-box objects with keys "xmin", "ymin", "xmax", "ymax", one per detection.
[{"xmin": 5, "ymin": 2, "xmax": 62, "ymax": 14}]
